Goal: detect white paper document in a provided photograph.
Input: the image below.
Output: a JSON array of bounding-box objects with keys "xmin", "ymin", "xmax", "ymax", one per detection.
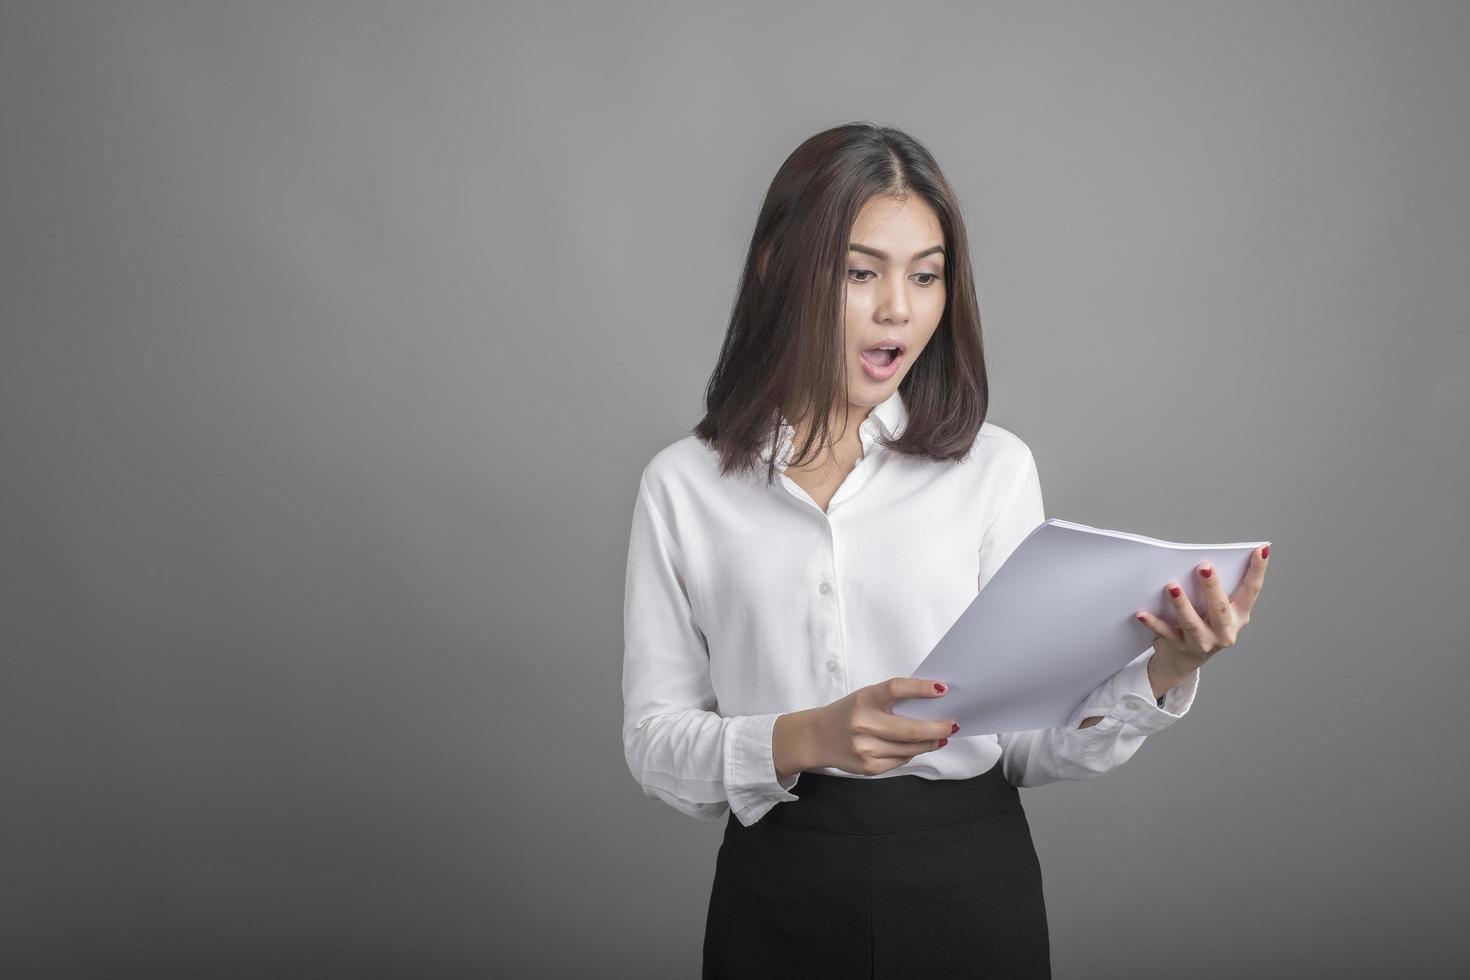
[{"xmin": 892, "ymin": 518, "xmax": 1269, "ymax": 737}]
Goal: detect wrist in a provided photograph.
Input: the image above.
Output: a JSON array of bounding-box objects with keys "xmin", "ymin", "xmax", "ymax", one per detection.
[
  {"xmin": 773, "ymin": 708, "xmax": 818, "ymax": 778},
  {"xmin": 1147, "ymin": 649, "xmax": 1194, "ymax": 700}
]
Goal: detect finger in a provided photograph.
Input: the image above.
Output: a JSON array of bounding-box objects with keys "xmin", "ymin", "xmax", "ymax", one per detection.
[
  {"xmin": 869, "ymin": 711, "xmax": 958, "ymax": 744},
  {"xmin": 1231, "ymin": 544, "xmax": 1270, "ymax": 618},
  {"xmin": 1135, "ymin": 609, "xmax": 1185, "ymax": 645},
  {"xmin": 868, "ymin": 735, "xmax": 949, "ymax": 761},
  {"xmin": 1165, "ymin": 580, "xmax": 1212, "ymax": 649},
  {"xmin": 1194, "ymin": 561, "xmax": 1235, "ymax": 635},
  {"xmin": 877, "ymin": 676, "xmax": 950, "ymax": 710}
]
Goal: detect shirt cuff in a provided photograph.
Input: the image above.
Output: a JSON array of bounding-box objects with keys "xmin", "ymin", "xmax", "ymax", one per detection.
[
  {"xmin": 1106, "ymin": 656, "xmax": 1200, "ymax": 734},
  {"xmin": 724, "ymin": 712, "xmax": 802, "ymax": 825}
]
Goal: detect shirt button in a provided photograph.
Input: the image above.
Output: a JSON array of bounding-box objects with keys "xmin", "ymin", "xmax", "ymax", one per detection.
[
  {"xmin": 826, "ymin": 659, "xmax": 839, "ymax": 673},
  {"xmin": 818, "ymin": 581, "xmax": 831, "ymax": 595}
]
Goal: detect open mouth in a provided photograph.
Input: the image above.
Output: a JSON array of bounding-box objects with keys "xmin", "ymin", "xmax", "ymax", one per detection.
[{"xmin": 860, "ymin": 344, "xmax": 903, "ymax": 368}]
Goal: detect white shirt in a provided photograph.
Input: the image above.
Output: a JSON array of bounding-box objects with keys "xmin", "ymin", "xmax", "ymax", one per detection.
[{"xmin": 622, "ymin": 387, "xmax": 1199, "ymax": 827}]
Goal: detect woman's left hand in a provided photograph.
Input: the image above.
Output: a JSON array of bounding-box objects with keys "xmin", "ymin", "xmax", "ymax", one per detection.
[{"xmin": 1135, "ymin": 545, "xmax": 1271, "ymax": 675}]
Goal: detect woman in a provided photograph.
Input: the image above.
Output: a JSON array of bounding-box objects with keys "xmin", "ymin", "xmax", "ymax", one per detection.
[{"xmin": 620, "ymin": 122, "xmax": 1271, "ymax": 978}]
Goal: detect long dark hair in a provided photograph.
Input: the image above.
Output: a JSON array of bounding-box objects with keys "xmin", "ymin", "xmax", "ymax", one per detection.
[{"xmin": 692, "ymin": 121, "xmax": 990, "ymax": 483}]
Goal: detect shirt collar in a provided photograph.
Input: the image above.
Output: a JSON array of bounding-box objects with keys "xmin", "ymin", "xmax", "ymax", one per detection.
[{"xmin": 762, "ymin": 387, "xmax": 908, "ymax": 469}]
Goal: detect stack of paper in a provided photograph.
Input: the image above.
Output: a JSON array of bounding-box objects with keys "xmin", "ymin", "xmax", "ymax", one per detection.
[{"xmin": 893, "ymin": 518, "xmax": 1269, "ymax": 736}]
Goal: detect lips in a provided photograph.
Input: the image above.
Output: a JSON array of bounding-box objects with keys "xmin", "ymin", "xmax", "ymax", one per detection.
[
  {"xmin": 860, "ymin": 338, "xmax": 907, "ymax": 369},
  {"xmin": 863, "ymin": 338, "xmax": 909, "ymax": 356},
  {"xmin": 859, "ymin": 340, "xmax": 906, "ymax": 380}
]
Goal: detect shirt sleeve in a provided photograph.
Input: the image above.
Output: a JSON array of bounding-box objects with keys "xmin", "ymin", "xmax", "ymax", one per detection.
[
  {"xmin": 981, "ymin": 445, "xmax": 1202, "ymax": 788},
  {"xmin": 621, "ymin": 473, "xmax": 801, "ymax": 827}
]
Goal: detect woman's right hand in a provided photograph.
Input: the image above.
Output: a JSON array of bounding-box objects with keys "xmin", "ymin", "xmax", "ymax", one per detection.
[{"xmin": 799, "ymin": 678, "xmax": 959, "ymax": 777}]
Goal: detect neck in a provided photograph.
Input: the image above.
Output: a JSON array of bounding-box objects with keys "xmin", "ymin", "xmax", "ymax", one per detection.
[{"xmin": 781, "ymin": 398, "xmax": 876, "ymax": 458}]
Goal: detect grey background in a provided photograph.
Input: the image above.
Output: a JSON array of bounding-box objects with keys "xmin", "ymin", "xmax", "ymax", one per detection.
[{"xmin": 3, "ymin": 1, "xmax": 1466, "ymax": 977}]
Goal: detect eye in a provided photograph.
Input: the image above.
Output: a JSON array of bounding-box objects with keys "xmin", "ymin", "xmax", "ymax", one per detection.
[{"xmin": 848, "ymin": 269, "xmax": 943, "ymax": 286}]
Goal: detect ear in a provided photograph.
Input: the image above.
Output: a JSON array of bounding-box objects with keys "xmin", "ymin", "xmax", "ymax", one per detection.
[{"xmin": 756, "ymin": 240, "xmax": 772, "ymax": 286}]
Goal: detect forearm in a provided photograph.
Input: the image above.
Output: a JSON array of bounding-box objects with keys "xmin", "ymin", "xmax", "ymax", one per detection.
[{"xmin": 1076, "ymin": 650, "xmax": 1194, "ymax": 729}]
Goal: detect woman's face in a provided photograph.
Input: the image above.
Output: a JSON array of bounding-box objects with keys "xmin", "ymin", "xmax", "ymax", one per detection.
[{"xmin": 842, "ymin": 194, "xmax": 947, "ymax": 410}]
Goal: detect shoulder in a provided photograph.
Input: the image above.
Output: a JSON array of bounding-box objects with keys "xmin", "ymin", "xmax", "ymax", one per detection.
[
  {"xmin": 639, "ymin": 433, "xmax": 713, "ymax": 485},
  {"xmin": 969, "ymin": 420, "xmax": 1037, "ymax": 472},
  {"xmin": 635, "ymin": 433, "xmax": 719, "ymax": 509}
]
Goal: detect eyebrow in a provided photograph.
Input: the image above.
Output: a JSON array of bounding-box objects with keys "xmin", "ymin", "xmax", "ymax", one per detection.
[{"xmin": 848, "ymin": 243, "xmax": 946, "ymax": 261}]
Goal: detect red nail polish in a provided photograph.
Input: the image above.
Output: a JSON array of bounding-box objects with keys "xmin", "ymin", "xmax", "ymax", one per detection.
[
  {"xmin": 1136, "ymin": 613, "xmax": 1147, "ymax": 622},
  {"xmin": 938, "ymin": 738, "xmax": 948, "ymax": 748},
  {"xmin": 1168, "ymin": 586, "xmax": 1182, "ymax": 598},
  {"xmin": 1200, "ymin": 567, "xmax": 1213, "ymax": 578},
  {"xmin": 1261, "ymin": 546, "xmax": 1270, "ymax": 559},
  {"xmin": 934, "ymin": 683, "xmax": 945, "ymax": 693},
  {"xmin": 951, "ymin": 723, "xmax": 960, "ymax": 734}
]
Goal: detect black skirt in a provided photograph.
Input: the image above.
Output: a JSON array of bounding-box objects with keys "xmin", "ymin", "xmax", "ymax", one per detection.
[{"xmin": 702, "ymin": 758, "xmax": 1051, "ymax": 979}]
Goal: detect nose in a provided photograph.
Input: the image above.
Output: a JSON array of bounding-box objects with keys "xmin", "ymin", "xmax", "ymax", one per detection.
[{"xmin": 876, "ymin": 278, "xmax": 911, "ymax": 324}]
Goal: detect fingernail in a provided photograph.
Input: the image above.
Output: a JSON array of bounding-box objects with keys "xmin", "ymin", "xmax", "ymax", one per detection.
[
  {"xmin": 1200, "ymin": 566, "xmax": 1213, "ymax": 578},
  {"xmin": 1136, "ymin": 613, "xmax": 1147, "ymax": 622},
  {"xmin": 934, "ymin": 683, "xmax": 945, "ymax": 693},
  {"xmin": 951, "ymin": 722, "xmax": 960, "ymax": 734},
  {"xmin": 1168, "ymin": 585, "xmax": 1182, "ymax": 598},
  {"xmin": 938, "ymin": 738, "xmax": 948, "ymax": 748},
  {"xmin": 1261, "ymin": 545, "xmax": 1270, "ymax": 559}
]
